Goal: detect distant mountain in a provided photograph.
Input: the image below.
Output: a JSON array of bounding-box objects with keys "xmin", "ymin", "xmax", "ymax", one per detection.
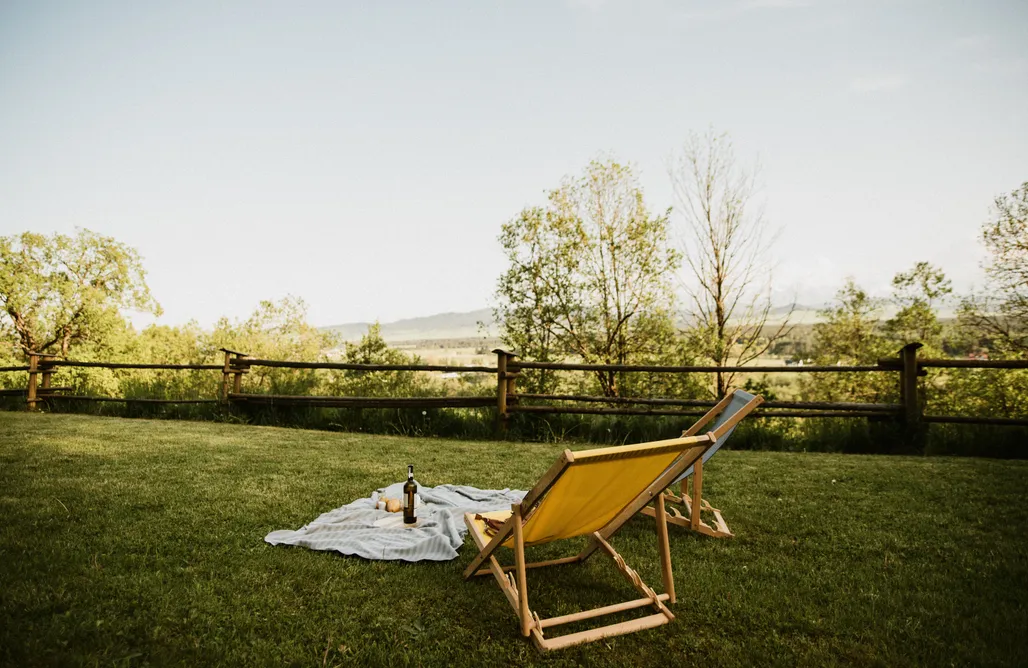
[
  {"xmin": 321, "ymin": 308, "xmax": 496, "ymax": 342},
  {"xmin": 320, "ymin": 300, "xmax": 960, "ymax": 344},
  {"xmin": 320, "ymin": 304, "xmax": 827, "ymax": 343}
]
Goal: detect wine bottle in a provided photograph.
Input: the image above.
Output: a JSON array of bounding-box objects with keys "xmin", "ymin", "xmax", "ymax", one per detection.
[{"xmin": 403, "ymin": 464, "xmax": 417, "ymax": 524}]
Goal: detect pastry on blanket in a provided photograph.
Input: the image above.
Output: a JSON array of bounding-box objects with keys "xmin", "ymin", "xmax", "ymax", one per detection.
[{"xmin": 385, "ymin": 498, "xmax": 403, "ymax": 513}]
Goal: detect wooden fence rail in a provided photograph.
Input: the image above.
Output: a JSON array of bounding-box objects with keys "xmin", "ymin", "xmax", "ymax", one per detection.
[{"xmin": 2, "ymin": 343, "xmax": 1026, "ymax": 432}]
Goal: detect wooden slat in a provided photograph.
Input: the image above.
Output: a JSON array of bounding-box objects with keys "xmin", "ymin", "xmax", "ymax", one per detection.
[
  {"xmin": 533, "ymin": 612, "xmax": 670, "ymax": 651},
  {"xmin": 538, "ymin": 594, "xmax": 671, "ymax": 629},
  {"xmin": 572, "ymin": 435, "xmax": 714, "ymax": 463}
]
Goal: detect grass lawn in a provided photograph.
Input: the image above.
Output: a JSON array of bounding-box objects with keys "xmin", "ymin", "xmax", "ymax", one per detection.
[{"xmin": 1, "ymin": 413, "xmax": 1026, "ymax": 667}]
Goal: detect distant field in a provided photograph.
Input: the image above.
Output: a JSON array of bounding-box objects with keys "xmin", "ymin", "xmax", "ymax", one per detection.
[{"xmin": 2, "ymin": 412, "xmax": 1026, "ymax": 667}]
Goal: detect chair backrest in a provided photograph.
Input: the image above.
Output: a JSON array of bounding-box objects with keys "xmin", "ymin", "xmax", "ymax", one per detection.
[
  {"xmin": 515, "ymin": 436, "xmax": 713, "ymax": 546},
  {"xmin": 673, "ymin": 390, "xmax": 757, "ymax": 484}
]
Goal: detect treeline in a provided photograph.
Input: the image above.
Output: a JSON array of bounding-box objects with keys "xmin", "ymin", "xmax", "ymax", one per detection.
[
  {"xmin": 1, "ymin": 137, "xmax": 1026, "ymax": 451},
  {"xmin": 490, "ymin": 135, "xmax": 1027, "ymax": 419}
]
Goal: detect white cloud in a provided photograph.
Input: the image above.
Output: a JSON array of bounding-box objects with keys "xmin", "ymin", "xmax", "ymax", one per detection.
[{"xmin": 849, "ymin": 75, "xmax": 906, "ymax": 93}]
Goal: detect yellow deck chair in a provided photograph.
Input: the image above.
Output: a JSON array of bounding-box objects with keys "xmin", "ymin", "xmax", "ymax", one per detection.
[
  {"xmin": 641, "ymin": 389, "xmax": 764, "ymax": 538},
  {"xmin": 462, "ymin": 431, "xmax": 727, "ymax": 651}
]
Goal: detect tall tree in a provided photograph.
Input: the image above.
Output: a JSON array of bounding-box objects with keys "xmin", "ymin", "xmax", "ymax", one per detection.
[
  {"xmin": 883, "ymin": 261, "xmax": 952, "ymax": 349},
  {"xmin": 0, "ymin": 229, "xmax": 160, "ymax": 356},
  {"xmin": 203, "ymin": 296, "xmax": 338, "ymax": 394},
  {"xmin": 492, "ymin": 207, "xmax": 565, "ymax": 393},
  {"xmin": 960, "ymin": 182, "xmax": 1028, "ymax": 355},
  {"xmin": 800, "ymin": 280, "xmax": 894, "ymax": 404},
  {"xmin": 494, "ymin": 158, "xmax": 681, "ymax": 396},
  {"xmin": 670, "ymin": 130, "xmax": 790, "ymax": 397}
]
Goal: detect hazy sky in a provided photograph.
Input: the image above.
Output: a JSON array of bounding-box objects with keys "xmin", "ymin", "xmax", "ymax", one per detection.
[{"xmin": 2, "ymin": 0, "xmax": 1026, "ymax": 328}]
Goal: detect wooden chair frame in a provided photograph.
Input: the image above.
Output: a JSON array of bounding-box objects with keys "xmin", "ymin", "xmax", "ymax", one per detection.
[
  {"xmin": 640, "ymin": 391, "xmax": 764, "ymax": 538},
  {"xmin": 463, "ymin": 434, "xmax": 725, "ymax": 651}
]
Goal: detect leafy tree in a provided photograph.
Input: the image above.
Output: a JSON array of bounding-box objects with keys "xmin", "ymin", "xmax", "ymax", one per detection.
[
  {"xmin": 203, "ymin": 297, "xmax": 337, "ymax": 394},
  {"xmin": 960, "ymin": 182, "xmax": 1028, "ymax": 355},
  {"xmin": 800, "ymin": 280, "xmax": 894, "ymax": 404},
  {"xmin": 0, "ymin": 229, "xmax": 160, "ymax": 356},
  {"xmin": 494, "ymin": 158, "xmax": 681, "ymax": 397},
  {"xmin": 493, "ymin": 207, "xmax": 566, "ymax": 393},
  {"xmin": 670, "ymin": 130, "xmax": 791, "ymax": 397},
  {"xmin": 331, "ymin": 323, "xmax": 433, "ymax": 398},
  {"xmin": 883, "ymin": 261, "xmax": 952, "ymax": 350}
]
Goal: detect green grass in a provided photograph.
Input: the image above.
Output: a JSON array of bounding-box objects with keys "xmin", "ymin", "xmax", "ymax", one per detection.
[{"xmin": 1, "ymin": 413, "xmax": 1026, "ymax": 667}]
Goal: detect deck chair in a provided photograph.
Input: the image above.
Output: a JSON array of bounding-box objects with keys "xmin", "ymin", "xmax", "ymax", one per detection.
[
  {"xmin": 462, "ymin": 431, "xmax": 729, "ymax": 651},
  {"xmin": 641, "ymin": 389, "xmax": 763, "ymax": 538}
]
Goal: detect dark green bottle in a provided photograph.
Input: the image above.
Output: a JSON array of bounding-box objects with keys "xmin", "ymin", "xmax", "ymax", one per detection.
[{"xmin": 403, "ymin": 464, "xmax": 417, "ymax": 524}]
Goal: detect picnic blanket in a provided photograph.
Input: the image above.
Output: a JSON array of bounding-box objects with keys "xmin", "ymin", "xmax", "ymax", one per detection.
[{"xmin": 264, "ymin": 481, "xmax": 526, "ymax": 562}]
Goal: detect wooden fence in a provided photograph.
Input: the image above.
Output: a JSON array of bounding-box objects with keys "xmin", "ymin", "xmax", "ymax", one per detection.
[{"xmin": 3, "ymin": 343, "xmax": 1027, "ymax": 433}]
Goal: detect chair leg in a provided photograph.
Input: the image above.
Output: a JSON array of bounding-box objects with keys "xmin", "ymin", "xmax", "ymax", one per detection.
[
  {"xmin": 690, "ymin": 458, "xmax": 703, "ymax": 532},
  {"xmin": 643, "ymin": 457, "xmax": 734, "ymax": 539},
  {"xmin": 654, "ymin": 494, "xmax": 675, "ymax": 604},
  {"xmin": 512, "ymin": 505, "xmax": 531, "ymax": 637}
]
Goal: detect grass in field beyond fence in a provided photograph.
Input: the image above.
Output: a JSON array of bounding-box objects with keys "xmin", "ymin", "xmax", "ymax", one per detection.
[{"xmin": 1, "ymin": 414, "xmax": 1027, "ymax": 667}]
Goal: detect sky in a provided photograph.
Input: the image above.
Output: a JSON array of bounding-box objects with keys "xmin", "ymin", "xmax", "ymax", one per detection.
[{"xmin": 1, "ymin": 0, "xmax": 1026, "ymax": 328}]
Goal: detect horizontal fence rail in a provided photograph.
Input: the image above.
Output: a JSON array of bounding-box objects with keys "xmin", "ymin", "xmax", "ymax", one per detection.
[
  {"xmin": 49, "ymin": 361, "xmax": 224, "ymax": 370},
  {"xmin": 510, "ymin": 361, "xmax": 886, "ymax": 373},
  {"xmin": 0, "ymin": 343, "xmax": 1024, "ymax": 433},
  {"xmin": 227, "ymin": 393, "xmax": 495, "ymax": 409},
  {"xmin": 509, "ymin": 393, "xmax": 901, "ymax": 412},
  {"xmin": 51, "ymin": 396, "xmax": 221, "ymax": 404},
  {"xmin": 236, "ymin": 358, "xmax": 498, "ymax": 373}
]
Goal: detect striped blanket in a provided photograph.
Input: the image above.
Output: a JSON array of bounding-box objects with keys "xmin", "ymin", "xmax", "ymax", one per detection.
[{"xmin": 264, "ymin": 481, "xmax": 526, "ymax": 562}]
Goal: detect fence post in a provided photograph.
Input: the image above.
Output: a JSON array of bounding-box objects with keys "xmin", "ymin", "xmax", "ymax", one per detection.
[
  {"xmin": 26, "ymin": 353, "xmax": 38, "ymax": 411},
  {"xmin": 220, "ymin": 350, "xmax": 232, "ymax": 403},
  {"xmin": 899, "ymin": 342, "xmax": 924, "ymax": 447},
  {"xmin": 494, "ymin": 349, "xmax": 517, "ymax": 437},
  {"xmin": 39, "ymin": 355, "xmax": 54, "ymax": 392},
  {"xmin": 38, "ymin": 354, "xmax": 56, "ymax": 405},
  {"xmin": 232, "ymin": 353, "xmax": 249, "ymax": 395}
]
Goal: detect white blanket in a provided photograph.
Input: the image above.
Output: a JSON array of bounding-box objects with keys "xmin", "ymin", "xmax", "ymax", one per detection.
[{"xmin": 265, "ymin": 481, "xmax": 526, "ymax": 562}]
